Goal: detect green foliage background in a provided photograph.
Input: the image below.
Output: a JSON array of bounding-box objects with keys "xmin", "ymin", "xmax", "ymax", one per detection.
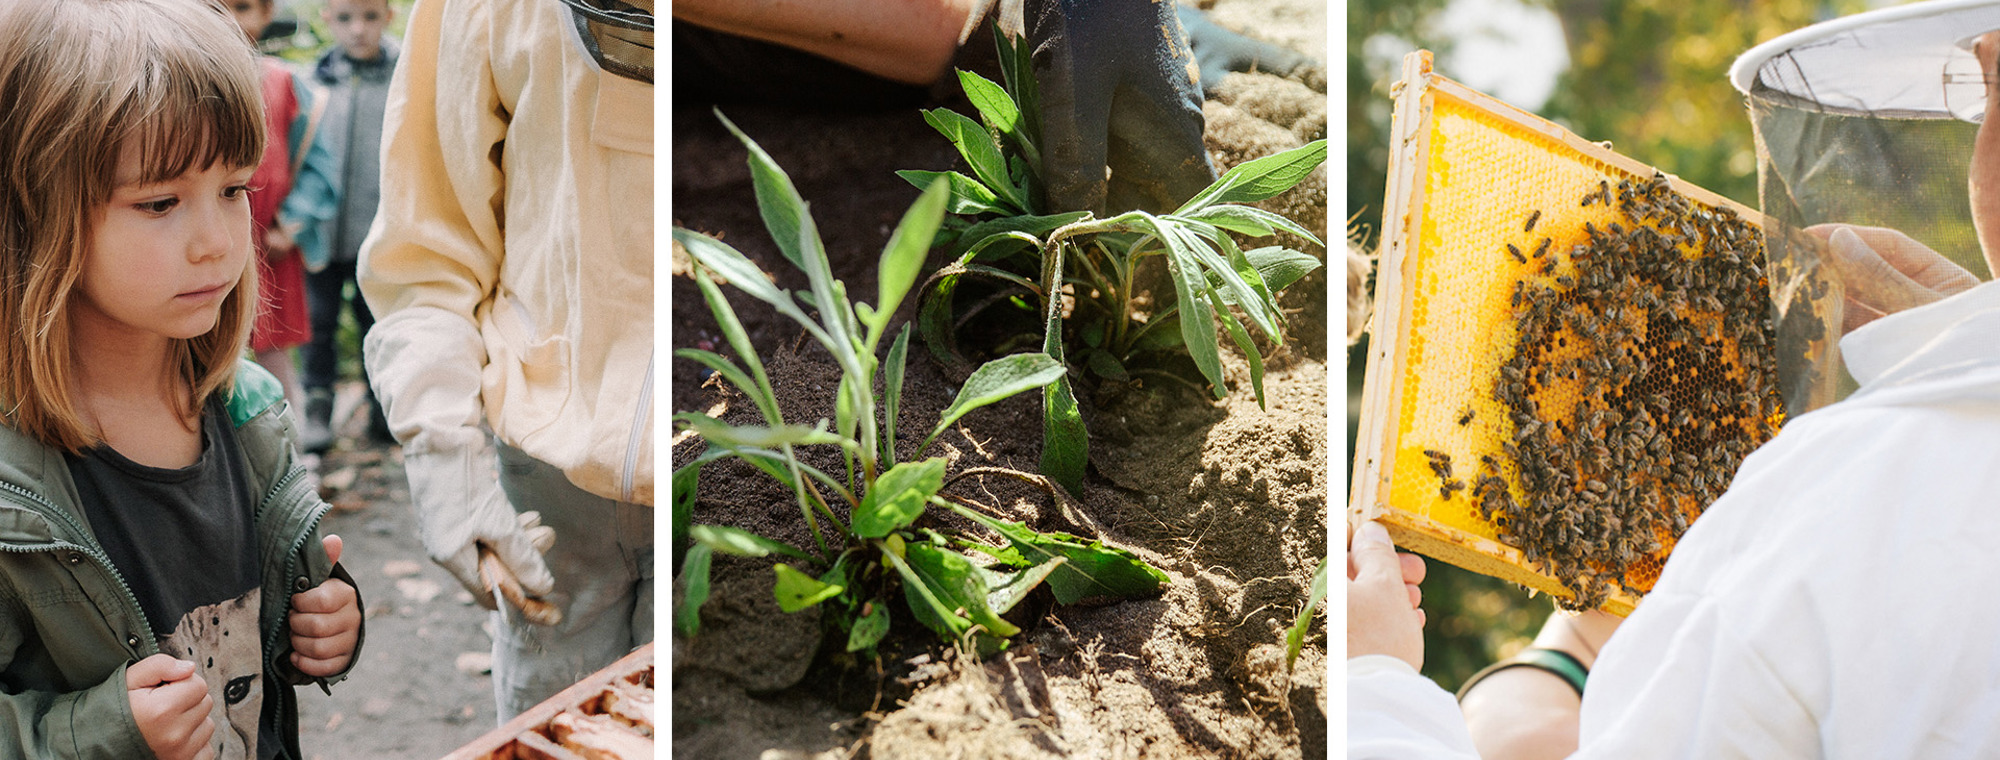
[{"xmin": 1346, "ymin": 0, "xmax": 1874, "ymax": 692}]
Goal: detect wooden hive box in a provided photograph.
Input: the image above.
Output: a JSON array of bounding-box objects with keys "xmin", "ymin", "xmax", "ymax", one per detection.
[{"xmin": 442, "ymin": 643, "xmax": 654, "ymax": 760}]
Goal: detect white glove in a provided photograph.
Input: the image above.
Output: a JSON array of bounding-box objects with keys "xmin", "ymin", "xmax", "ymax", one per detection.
[
  {"xmin": 365, "ymin": 305, "xmax": 556, "ymax": 602},
  {"xmin": 404, "ymin": 444, "xmax": 556, "ymax": 603}
]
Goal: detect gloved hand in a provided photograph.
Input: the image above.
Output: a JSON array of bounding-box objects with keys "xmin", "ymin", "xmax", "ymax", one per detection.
[
  {"xmin": 1175, "ymin": 5, "xmax": 1315, "ymax": 96},
  {"xmin": 406, "ymin": 444, "xmax": 558, "ymax": 606},
  {"xmin": 1025, "ymin": 0, "xmax": 1216, "ymax": 215}
]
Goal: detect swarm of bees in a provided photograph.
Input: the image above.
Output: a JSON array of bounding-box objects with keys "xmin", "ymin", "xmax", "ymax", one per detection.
[{"xmin": 1462, "ymin": 174, "xmax": 1784, "ymax": 610}]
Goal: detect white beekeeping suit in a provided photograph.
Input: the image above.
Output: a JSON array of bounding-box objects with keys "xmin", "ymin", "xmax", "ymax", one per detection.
[{"xmin": 1350, "ymin": 280, "xmax": 2000, "ymax": 757}]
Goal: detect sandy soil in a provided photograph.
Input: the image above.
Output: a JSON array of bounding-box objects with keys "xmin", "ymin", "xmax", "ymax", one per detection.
[{"xmin": 670, "ymin": 1, "xmax": 1329, "ymax": 757}]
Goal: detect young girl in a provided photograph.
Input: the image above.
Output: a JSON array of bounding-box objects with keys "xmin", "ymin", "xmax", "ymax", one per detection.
[{"xmin": 0, "ymin": 2, "xmax": 364, "ymax": 759}]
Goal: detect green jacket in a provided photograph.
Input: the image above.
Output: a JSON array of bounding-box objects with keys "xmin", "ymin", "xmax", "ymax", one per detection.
[{"xmin": 0, "ymin": 361, "xmax": 361, "ymax": 759}]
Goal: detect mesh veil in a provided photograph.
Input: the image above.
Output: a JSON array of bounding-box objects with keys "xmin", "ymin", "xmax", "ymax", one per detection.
[{"xmin": 1733, "ymin": 0, "xmax": 2000, "ymax": 413}]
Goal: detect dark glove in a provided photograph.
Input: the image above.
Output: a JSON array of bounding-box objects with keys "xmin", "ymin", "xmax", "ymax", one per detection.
[
  {"xmin": 1176, "ymin": 5, "xmax": 1313, "ymax": 96},
  {"xmin": 1026, "ymin": 0, "xmax": 1215, "ymax": 215}
]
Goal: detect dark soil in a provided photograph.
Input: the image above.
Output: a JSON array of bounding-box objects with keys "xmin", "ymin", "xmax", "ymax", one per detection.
[{"xmin": 671, "ymin": 2, "xmax": 1328, "ymax": 757}]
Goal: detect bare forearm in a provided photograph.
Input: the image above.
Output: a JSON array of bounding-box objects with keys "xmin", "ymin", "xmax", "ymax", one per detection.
[{"xmin": 672, "ymin": 0, "xmax": 982, "ymax": 85}]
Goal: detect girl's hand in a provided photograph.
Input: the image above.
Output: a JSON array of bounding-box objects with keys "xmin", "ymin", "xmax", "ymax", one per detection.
[
  {"xmin": 1347, "ymin": 520, "xmax": 1428, "ymax": 670},
  {"xmin": 289, "ymin": 534, "xmax": 361, "ymax": 677},
  {"xmin": 127, "ymin": 654, "xmax": 217, "ymax": 760}
]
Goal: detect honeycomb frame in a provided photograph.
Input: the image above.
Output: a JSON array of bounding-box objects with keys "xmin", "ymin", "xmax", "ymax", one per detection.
[{"xmin": 1350, "ymin": 52, "xmax": 1776, "ymax": 616}]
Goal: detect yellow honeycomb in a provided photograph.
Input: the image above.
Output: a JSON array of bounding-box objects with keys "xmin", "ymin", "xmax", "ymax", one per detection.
[{"xmin": 1368, "ymin": 88, "xmax": 1783, "ymax": 610}]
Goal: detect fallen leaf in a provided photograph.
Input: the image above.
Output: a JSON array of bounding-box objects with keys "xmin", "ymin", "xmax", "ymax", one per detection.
[
  {"xmin": 323, "ymin": 713, "xmax": 343, "ymax": 732},
  {"xmin": 396, "ymin": 577, "xmax": 442, "ymax": 603},
  {"xmin": 382, "ymin": 560, "xmax": 424, "ymax": 578},
  {"xmin": 320, "ymin": 466, "xmax": 359, "ymax": 493},
  {"xmin": 456, "ymin": 651, "xmax": 493, "ymax": 676}
]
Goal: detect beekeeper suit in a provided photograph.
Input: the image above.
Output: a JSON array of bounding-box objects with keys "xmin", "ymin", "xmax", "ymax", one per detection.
[
  {"xmin": 1350, "ymin": 277, "xmax": 2000, "ymax": 757},
  {"xmin": 359, "ymin": 0, "xmax": 653, "ymax": 720}
]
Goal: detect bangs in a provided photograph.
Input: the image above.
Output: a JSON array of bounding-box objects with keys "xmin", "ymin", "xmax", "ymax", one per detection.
[{"xmin": 112, "ymin": 20, "xmax": 265, "ymax": 186}]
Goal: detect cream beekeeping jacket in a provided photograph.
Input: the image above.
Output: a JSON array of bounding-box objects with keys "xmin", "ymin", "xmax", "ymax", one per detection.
[
  {"xmin": 1349, "ymin": 279, "xmax": 2000, "ymax": 758},
  {"xmin": 360, "ymin": 0, "xmax": 653, "ymax": 505}
]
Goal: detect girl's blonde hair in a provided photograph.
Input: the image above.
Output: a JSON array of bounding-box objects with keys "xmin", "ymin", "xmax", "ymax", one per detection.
[{"xmin": 0, "ymin": 0, "xmax": 266, "ymax": 452}]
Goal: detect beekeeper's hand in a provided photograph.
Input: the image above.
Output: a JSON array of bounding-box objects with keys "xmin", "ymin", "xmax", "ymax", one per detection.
[
  {"xmin": 408, "ymin": 445, "xmax": 558, "ymax": 606},
  {"xmin": 1026, "ymin": 0, "xmax": 1216, "ymax": 215},
  {"xmin": 1348, "ymin": 520, "xmax": 1427, "ymax": 670},
  {"xmin": 1805, "ymin": 224, "xmax": 1978, "ymax": 332},
  {"xmin": 365, "ymin": 306, "xmax": 559, "ymax": 606}
]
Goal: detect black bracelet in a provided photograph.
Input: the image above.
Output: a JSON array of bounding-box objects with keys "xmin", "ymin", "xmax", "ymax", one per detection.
[{"xmin": 1455, "ymin": 647, "xmax": 1590, "ymax": 701}]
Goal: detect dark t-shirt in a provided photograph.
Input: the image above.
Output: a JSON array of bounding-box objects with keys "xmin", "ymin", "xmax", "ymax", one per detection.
[{"xmin": 68, "ymin": 397, "xmax": 278, "ymax": 760}]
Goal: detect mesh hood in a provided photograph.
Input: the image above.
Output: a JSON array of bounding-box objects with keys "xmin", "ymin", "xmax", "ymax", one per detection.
[
  {"xmin": 1732, "ymin": 1, "xmax": 2000, "ymax": 412},
  {"xmin": 559, "ymin": 0, "xmax": 652, "ymax": 83}
]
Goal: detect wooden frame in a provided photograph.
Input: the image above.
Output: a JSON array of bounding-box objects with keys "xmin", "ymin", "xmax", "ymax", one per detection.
[
  {"xmin": 1349, "ymin": 51, "xmax": 1766, "ymax": 617},
  {"xmin": 442, "ymin": 642, "xmax": 654, "ymax": 760}
]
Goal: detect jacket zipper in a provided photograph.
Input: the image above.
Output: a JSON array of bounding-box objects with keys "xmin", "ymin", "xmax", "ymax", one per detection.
[
  {"xmin": 622, "ymin": 351, "xmax": 653, "ymax": 503},
  {"xmin": 0, "ymin": 481, "xmax": 157, "ymax": 656},
  {"xmin": 255, "ymin": 461, "xmax": 333, "ymax": 736}
]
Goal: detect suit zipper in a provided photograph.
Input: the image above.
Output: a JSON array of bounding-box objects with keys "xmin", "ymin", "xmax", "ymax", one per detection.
[{"xmin": 621, "ymin": 351, "xmax": 653, "ymax": 503}]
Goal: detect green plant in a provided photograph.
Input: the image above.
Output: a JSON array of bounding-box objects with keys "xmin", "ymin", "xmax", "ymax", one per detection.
[
  {"xmin": 672, "ymin": 112, "xmax": 1169, "ymax": 655},
  {"xmin": 1285, "ymin": 556, "xmax": 1328, "ymax": 671},
  {"xmin": 903, "ymin": 32, "xmax": 1328, "ymax": 495}
]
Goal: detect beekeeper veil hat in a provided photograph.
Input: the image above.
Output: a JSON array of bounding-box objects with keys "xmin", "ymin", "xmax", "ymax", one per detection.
[
  {"xmin": 1731, "ymin": 0, "xmax": 2000, "ymax": 413},
  {"xmin": 558, "ymin": 0, "xmax": 652, "ymax": 83}
]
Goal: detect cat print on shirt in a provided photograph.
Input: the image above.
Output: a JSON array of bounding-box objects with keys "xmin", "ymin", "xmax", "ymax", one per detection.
[{"xmin": 159, "ymin": 589, "xmax": 263, "ymax": 760}]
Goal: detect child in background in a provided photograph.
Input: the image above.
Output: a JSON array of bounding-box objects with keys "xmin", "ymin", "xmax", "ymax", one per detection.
[
  {"xmin": 226, "ymin": 0, "xmax": 338, "ymax": 446},
  {"xmin": 300, "ymin": 0, "xmax": 398, "ymax": 456},
  {"xmin": 0, "ymin": 1, "xmax": 362, "ymax": 759}
]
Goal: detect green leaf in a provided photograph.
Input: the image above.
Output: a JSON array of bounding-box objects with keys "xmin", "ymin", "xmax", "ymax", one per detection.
[
  {"xmin": 985, "ymin": 557, "xmax": 1066, "ymax": 615},
  {"xmin": 847, "ymin": 599, "xmax": 891, "ymax": 652},
  {"xmin": 1245, "ymin": 246, "xmax": 1324, "ymax": 294},
  {"xmin": 1286, "ymin": 557, "xmax": 1329, "ymax": 672},
  {"xmin": 882, "ymin": 325, "xmax": 910, "ymax": 465},
  {"xmin": 921, "ymin": 353, "xmax": 1067, "ymax": 452},
  {"xmin": 959, "ymin": 70, "xmax": 1021, "ymax": 143},
  {"xmin": 896, "ymin": 170, "xmax": 1009, "ymax": 216},
  {"xmin": 940, "ymin": 501, "xmax": 1168, "ymax": 605},
  {"xmin": 1174, "ymin": 139, "xmax": 1327, "ymax": 216},
  {"xmin": 1216, "ymin": 299, "xmax": 1268, "ymax": 409},
  {"xmin": 690, "ymin": 524, "xmax": 814, "ymax": 560},
  {"xmin": 921, "ymin": 108, "xmax": 1026, "ymax": 212},
  {"xmin": 1162, "ymin": 237, "xmax": 1225, "ymax": 397},
  {"xmin": 774, "ymin": 563, "xmax": 844, "ymax": 613},
  {"xmin": 1158, "ymin": 218, "xmax": 1279, "ymax": 340},
  {"xmin": 673, "ymin": 412, "xmax": 843, "ymax": 450},
  {"xmin": 715, "ymin": 109, "xmax": 811, "ymax": 268},
  {"xmin": 884, "ymin": 546, "xmax": 972, "ymax": 637},
  {"xmin": 690, "ymin": 267, "xmax": 782, "ymax": 424},
  {"xmin": 1084, "ymin": 349, "xmax": 1130, "ymax": 382},
  {"xmin": 1128, "ymin": 311, "xmax": 1187, "ymax": 354},
  {"xmin": 674, "ymin": 544, "xmax": 713, "ymax": 638},
  {"xmin": 674, "ymin": 349, "xmax": 772, "ymax": 419},
  {"xmin": 1182, "ymin": 204, "xmax": 1325, "ymax": 247},
  {"xmin": 903, "ymin": 543, "xmax": 1020, "ymax": 637},
  {"xmin": 1041, "ymin": 374, "xmax": 1089, "ymax": 497},
  {"xmin": 677, "ymin": 229, "xmax": 836, "ymax": 351},
  {"xmin": 959, "ymin": 70, "xmax": 1041, "ymax": 175},
  {"xmin": 672, "ymin": 459, "xmax": 702, "ymax": 570},
  {"xmin": 874, "ymin": 178, "xmax": 951, "ymax": 338},
  {"xmin": 853, "ymin": 457, "xmax": 947, "ymax": 538}
]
